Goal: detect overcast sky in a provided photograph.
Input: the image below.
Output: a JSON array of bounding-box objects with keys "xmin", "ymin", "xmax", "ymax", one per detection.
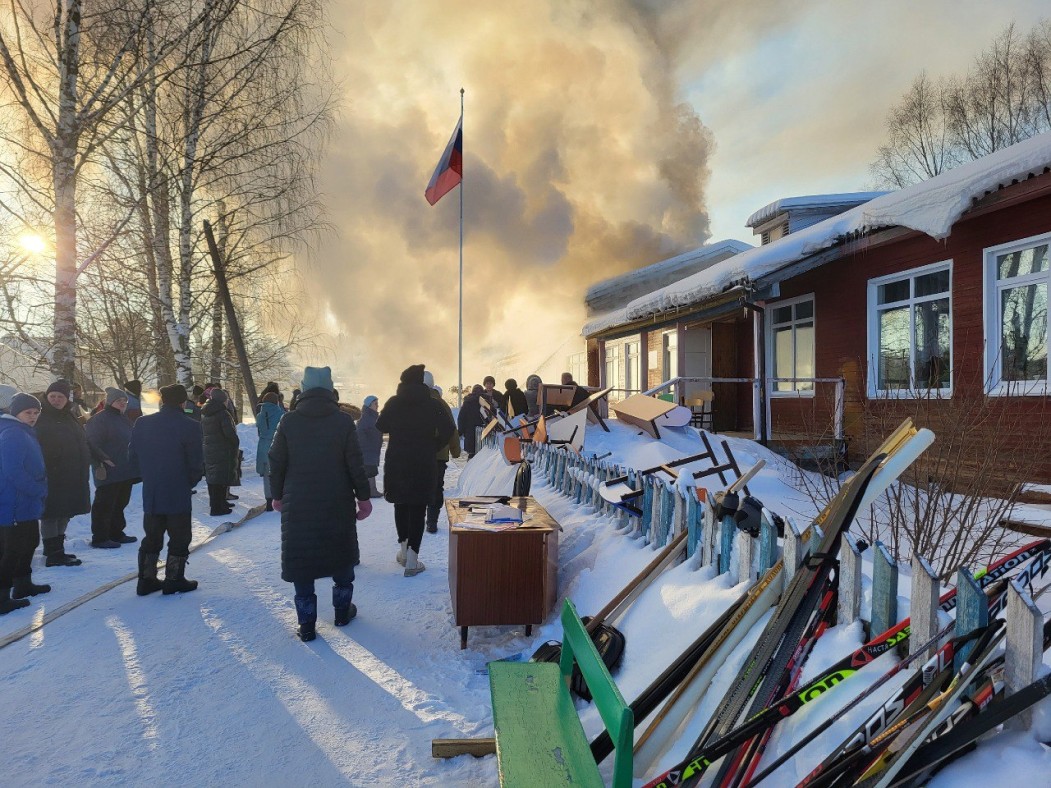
[{"xmin": 302, "ymin": 0, "xmax": 1049, "ymax": 399}]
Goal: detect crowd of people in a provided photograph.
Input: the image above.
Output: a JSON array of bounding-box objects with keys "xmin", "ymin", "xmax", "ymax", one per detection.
[{"xmin": 0, "ymin": 364, "xmax": 580, "ymax": 641}]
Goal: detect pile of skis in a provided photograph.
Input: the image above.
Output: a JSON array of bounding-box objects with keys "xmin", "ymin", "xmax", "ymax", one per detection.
[{"xmin": 583, "ymin": 419, "xmax": 1051, "ymax": 787}]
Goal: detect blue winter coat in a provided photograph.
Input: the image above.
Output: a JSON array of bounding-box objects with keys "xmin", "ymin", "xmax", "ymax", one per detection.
[
  {"xmin": 255, "ymin": 402, "xmax": 285, "ymax": 476},
  {"xmin": 129, "ymin": 405, "xmax": 204, "ymax": 515},
  {"xmin": 84, "ymin": 406, "xmax": 139, "ymax": 486},
  {"xmin": 0, "ymin": 415, "xmax": 47, "ymax": 525},
  {"xmin": 355, "ymin": 406, "xmax": 382, "ymax": 468}
]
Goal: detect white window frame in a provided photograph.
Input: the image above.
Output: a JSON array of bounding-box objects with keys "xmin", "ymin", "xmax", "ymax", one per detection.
[
  {"xmin": 624, "ymin": 340, "xmax": 640, "ymax": 392},
  {"xmin": 662, "ymin": 330, "xmax": 678, "ymax": 381},
  {"xmin": 866, "ymin": 260, "xmax": 953, "ymax": 399},
  {"xmin": 766, "ymin": 293, "xmax": 816, "ymax": 398},
  {"xmin": 983, "ymin": 231, "xmax": 1051, "ymax": 397}
]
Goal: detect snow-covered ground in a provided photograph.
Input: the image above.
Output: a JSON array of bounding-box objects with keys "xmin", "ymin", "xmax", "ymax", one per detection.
[{"xmin": 1, "ymin": 420, "xmax": 1050, "ymax": 785}]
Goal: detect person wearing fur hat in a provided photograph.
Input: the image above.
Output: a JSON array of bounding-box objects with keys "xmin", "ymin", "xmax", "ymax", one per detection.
[
  {"xmin": 268, "ymin": 366, "xmax": 373, "ymax": 641},
  {"xmin": 255, "ymin": 392, "xmax": 285, "ymax": 511},
  {"xmin": 376, "ymin": 364, "xmax": 455, "ymax": 576},
  {"xmin": 356, "ymin": 395, "xmax": 383, "ymax": 499},
  {"xmin": 122, "ymin": 380, "xmax": 144, "ymax": 424},
  {"xmin": 35, "ymin": 379, "xmax": 99, "ymax": 567},
  {"xmin": 0, "ymin": 394, "xmax": 51, "ymax": 613},
  {"xmin": 202, "ymin": 388, "xmax": 240, "ymax": 517},
  {"xmin": 128, "ymin": 384, "xmax": 204, "ymax": 595},
  {"xmin": 422, "ymin": 372, "xmax": 460, "ymax": 534},
  {"xmin": 84, "ymin": 388, "xmax": 139, "ymax": 547}
]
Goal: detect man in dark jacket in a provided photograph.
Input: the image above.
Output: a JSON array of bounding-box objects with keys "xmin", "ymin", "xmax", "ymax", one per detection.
[
  {"xmin": 201, "ymin": 389, "xmax": 240, "ymax": 516},
  {"xmin": 481, "ymin": 375, "xmax": 506, "ymax": 414},
  {"xmin": 84, "ymin": 387, "xmax": 139, "ymax": 547},
  {"xmin": 269, "ymin": 366, "xmax": 373, "ymax": 641},
  {"xmin": 377, "ymin": 364, "xmax": 455, "ymax": 576},
  {"xmin": 129, "ymin": 384, "xmax": 204, "ymax": 596},
  {"xmin": 423, "ymin": 373, "xmax": 460, "ymax": 534},
  {"xmin": 457, "ymin": 385, "xmax": 485, "ymax": 459},
  {"xmin": 503, "ymin": 379, "xmax": 528, "ymax": 419}
]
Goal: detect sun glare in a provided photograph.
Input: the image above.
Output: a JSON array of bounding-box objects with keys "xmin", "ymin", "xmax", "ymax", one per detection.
[{"xmin": 20, "ymin": 233, "xmax": 46, "ymax": 255}]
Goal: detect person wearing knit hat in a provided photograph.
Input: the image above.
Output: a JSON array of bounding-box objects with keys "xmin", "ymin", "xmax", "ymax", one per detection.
[
  {"xmin": 356, "ymin": 395, "xmax": 383, "ymax": 498},
  {"xmin": 269, "ymin": 366, "xmax": 373, "ymax": 640},
  {"xmin": 376, "ymin": 365, "xmax": 455, "ymax": 576},
  {"xmin": 0, "ymin": 391, "xmax": 51, "ymax": 612},
  {"xmin": 255, "ymin": 392, "xmax": 285, "ymax": 510},
  {"xmin": 122, "ymin": 380, "xmax": 144, "ymax": 424},
  {"xmin": 424, "ymin": 374, "xmax": 461, "ymax": 534},
  {"xmin": 35, "ymin": 380, "xmax": 95, "ymax": 567},
  {"xmin": 85, "ymin": 387, "xmax": 137, "ymax": 548},
  {"xmin": 202, "ymin": 387, "xmax": 240, "ymax": 517},
  {"xmin": 128, "ymin": 381, "xmax": 205, "ymax": 596}
]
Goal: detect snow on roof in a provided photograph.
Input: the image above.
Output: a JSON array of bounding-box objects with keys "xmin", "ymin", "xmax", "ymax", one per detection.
[
  {"xmin": 745, "ymin": 192, "xmax": 888, "ymax": 228},
  {"xmin": 584, "ymin": 131, "xmax": 1051, "ymax": 338}
]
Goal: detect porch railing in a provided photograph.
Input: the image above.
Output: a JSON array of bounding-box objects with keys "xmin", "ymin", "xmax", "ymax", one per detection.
[{"xmin": 642, "ymin": 376, "xmax": 846, "ymax": 443}]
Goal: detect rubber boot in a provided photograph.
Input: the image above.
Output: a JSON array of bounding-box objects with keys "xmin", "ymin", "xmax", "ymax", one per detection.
[
  {"xmin": 396, "ymin": 540, "xmax": 408, "ymax": 567},
  {"xmin": 0, "ymin": 586, "xmax": 29, "ymax": 615},
  {"xmin": 265, "ymin": 498, "xmax": 274, "ymax": 512},
  {"xmin": 12, "ymin": 575, "xmax": 50, "ymax": 599},
  {"xmin": 295, "ymin": 593, "xmax": 317, "ymax": 641},
  {"xmin": 162, "ymin": 555, "xmax": 198, "ymax": 595},
  {"xmin": 368, "ymin": 476, "xmax": 383, "ymax": 499},
  {"xmin": 137, "ymin": 551, "xmax": 164, "ymax": 596},
  {"xmin": 404, "ymin": 548, "xmax": 426, "ymax": 577},
  {"xmin": 44, "ymin": 537, "xmax": 81, "ymax": 567},
  {"xmin": 333, "ymin": 585, "xmax": 356, "ymax": 626}
]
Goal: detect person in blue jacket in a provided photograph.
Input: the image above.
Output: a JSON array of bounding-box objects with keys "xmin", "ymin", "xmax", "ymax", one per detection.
[
  {"xmin": 128, "ymin": 384, "xmax": 204, "ymax": 596},
  {"xmin": 0, "ymin": 393, "xmax": 51, "ymax": 614},
  {"xmin": 84, "ymin": 387, "xmax": 139, "ymax": 548},
  {"xmin": 255, "ymin": 392, "xmax": 285, "ymax": 511}
]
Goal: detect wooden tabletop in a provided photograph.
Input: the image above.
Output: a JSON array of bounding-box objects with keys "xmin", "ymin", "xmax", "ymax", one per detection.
[{"xmin": 446, "ymin": 496, "xmax": 559, "ymax": 532}]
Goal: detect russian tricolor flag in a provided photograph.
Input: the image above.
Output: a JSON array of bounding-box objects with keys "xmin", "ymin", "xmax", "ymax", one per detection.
[{"xmin": 425, "ymin": 116, "xmax": 463, "ymax": 206}]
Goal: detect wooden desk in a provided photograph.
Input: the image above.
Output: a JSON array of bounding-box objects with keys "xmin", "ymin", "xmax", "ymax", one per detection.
[{"xmin": 447, "ymin": 497, "xmax": 560, "ymax": 649}]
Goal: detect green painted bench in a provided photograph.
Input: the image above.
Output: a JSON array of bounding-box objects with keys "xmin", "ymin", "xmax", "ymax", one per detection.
[{"xmin": 488, "ymin": 599, "xmax": 633, "ymax": 787}]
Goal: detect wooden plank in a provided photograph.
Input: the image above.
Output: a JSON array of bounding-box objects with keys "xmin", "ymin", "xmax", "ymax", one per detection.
[
  {"xmin": 838, "ymin": 533, "xmax": 863, "ymax": 626},
  {"xmin": 758, "ymin": 509, "xmax": 778, "ymax": 574},
  {"xmin": 719, "ymin": 513, "xmax": 735, "ymax": 576},
  {"xmin": 870, "ymin": 541, "xmax": 898, "ymax": 638},
  {"xmin": 1006, "ymin": 579, "xmax": 1043, "ymax": 730},
  {"xmin": 909, "ymin": 555, "xmax": 939, "ymax": 658},
  {"xmin": 955, "ymin": 567, "xmax": 988, "ymax": 673},
  {"xmin": 489, "ymin": 662, "xmax": 603, "ymax": 788},
  {"xmin": 431, "ymin": 738, "xmax": 496, "ymax": 758}
]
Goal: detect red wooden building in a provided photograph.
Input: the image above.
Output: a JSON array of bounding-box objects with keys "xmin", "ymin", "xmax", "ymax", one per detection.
[{"xmin": 584, "ymin": 134, "xmax": 1051, "ymax": 483}]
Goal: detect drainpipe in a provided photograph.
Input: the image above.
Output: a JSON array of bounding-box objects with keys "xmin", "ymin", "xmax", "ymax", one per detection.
[{"xmin": 741, "ymin": 300, "xmax": 768, "ymax": 446}]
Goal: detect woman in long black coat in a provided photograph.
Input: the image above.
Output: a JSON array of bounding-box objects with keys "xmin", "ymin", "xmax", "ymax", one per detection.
[
  {"xmin": 201, "ymin": 389, "xmax": 239, "ymax": 516},
  {"xmin": 377, "ymin": 364, "xmax": 455, "ymax": 576},
  {"xmin": 35, "ymin": 380, "xmax": 97, "ymax": 566},
  {"xmin": 268, "ymin": 366, "xmax": 372, "ymax": 641},
  {"xmin": 456, "ymin": 385, "xmax": 485, "ymax": 459}
]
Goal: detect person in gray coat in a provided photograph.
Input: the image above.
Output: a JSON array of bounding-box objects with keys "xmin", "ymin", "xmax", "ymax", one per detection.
[
  {"xmin": 356, "ymin": 395, "xmax": 383, "ymax": 498},
  {"xmin": 201, "ymin": 389, "xmax": 239, "ymax": 516},
  {"xmin": 255, "ymin": 392, "xmax": 285, "ymax": 511},
  {"xmin": 525, "ymin": 374, "xmax": 542, "ymax": 417}
]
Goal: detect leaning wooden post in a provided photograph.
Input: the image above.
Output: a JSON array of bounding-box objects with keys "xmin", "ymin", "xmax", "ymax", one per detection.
[
  {"xmin": 955, "ymin": 567, "xmax": 988, "ymax": 673},
  {"xmin": 1005, "ymin": 579, "xmax": 1043, "ymax": 730},
  {"xmin": 870, "ymin": 541, "xmax": 899, "ymax": 637},
  {"xmin": 838, "ymin": 533, "xmax": 863, "ymax": 626},
  {"xmin": 672, "ymin": 488, "xmax": 687, "ymax": 541},
  {"xmin": 735, "ymin": 529, "xmax": 755, "ymax": 584},
  {"xmin": 718, "ymin": 512, "xmax": 735, "ymax": 576},
  {"xmin": 783, "ymin": 517, "xmax": 805, "ymax": 594},
  {"xmin": 758, "ymin": 509, "xmax": 778, "ymax": 575},
  {"xmin": 909, "ymin": 555, "xmax": 940, "ymax": 658},
  {"xmin": 204, "ymin": 220, "xmax": 258, "ymax": 416}
]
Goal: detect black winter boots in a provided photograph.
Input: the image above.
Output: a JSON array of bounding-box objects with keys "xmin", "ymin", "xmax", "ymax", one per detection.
[
  {"xmin": 265, "ymin": 498, "xmax": 274, "ymax": 512},
  {"xmin": 12, "ymin": 576, "xmax": 50, "ymax": 598},
  {"xmin": 295, "ymin": 593, "xmax": 317, "ymax": 641},
  {"xmin": 137, "ymin": 552, "xmax": 164, "ymax": 596},
  {"xmin": 162, "ymin": 555, "xmax": 198, "ymax": 595},
  {"xmin": 0, "ymin": 587, "xmax": 30, "ymax": 615},
  {"xmin": 333, "ymin": 585, "xmax": 355, "ymax": 626},
  {"xmin": 43, "ymin": 536, "xmax": 81, "ymax": 567}
]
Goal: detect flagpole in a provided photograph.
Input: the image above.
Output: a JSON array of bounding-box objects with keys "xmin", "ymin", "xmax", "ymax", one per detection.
[{"xmin": 458, "ymin": 87, "xmax": 464, "ymax": 409}]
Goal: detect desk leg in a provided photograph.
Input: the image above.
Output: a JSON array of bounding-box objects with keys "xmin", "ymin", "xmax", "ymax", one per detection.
[
  {"xmin": 525, "ymin": 625, "xmax": 533, "ymax": 637},
  {"xmin": 460, "ymin": 626, "xmax": 468, "ymax": 650}
]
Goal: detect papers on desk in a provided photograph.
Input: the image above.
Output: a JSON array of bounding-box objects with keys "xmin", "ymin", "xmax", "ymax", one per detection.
[{"xmin": 458, "ymin": 503, "xmax": 529, "ymax": 532}]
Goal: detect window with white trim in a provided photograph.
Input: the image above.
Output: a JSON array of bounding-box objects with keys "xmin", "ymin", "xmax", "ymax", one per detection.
[
  {"xmin": 604, "ymin": 343, "xmax": 623, "ymax": 390},
  {"xmin": 867, "ymin": 261, "xmax": 952, "ymax": 395},
  {"xmin": 985, "ymin": 234, "xmax": 1049, "ymax": 394},
  {"xmin": 662, "ymin": 330, "xmax": 678, "ymax": 381},
  {"xmin": 768, "ymin": 295, "xmax": 815, "ymax": 394},
  {"xmin": 624, "ymin": 340, "xmax": 640, "ymax": 391}
]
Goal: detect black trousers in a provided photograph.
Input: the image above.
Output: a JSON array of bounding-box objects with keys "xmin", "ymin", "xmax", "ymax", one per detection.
[
  {"xmin": 426, "ymin": 461, "xmax": 448, "ymax": 528},
  {"xmin": 0, "ymin": 520, "xmax": 41, "ymax": 587},
  {"xmin": 207, "ymin": 484, "xmax": 228, "ymax": 511},
  {"xmin": 141, "ymin": 513, "xmax": 192, "ymax": 558},
  {"xmin": 91, "ymin": 480, "xmax": 134, "ymax": 541},
  {"xmin": 394, "ymin": 504, "xmax": 427, "ymax": 553}
]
